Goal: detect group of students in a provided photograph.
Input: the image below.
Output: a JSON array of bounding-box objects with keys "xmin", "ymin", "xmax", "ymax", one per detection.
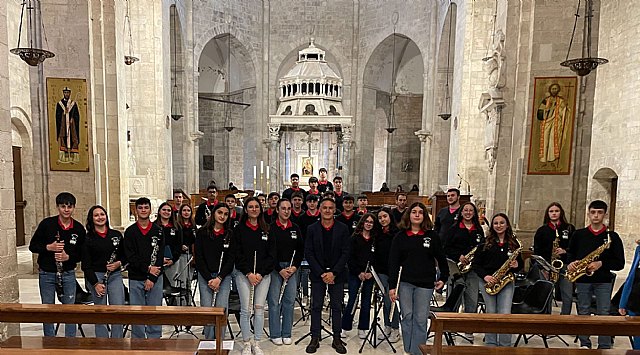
[{"xmin": 29, "ymin": 180, "xmax": 639, "ymax": 354}]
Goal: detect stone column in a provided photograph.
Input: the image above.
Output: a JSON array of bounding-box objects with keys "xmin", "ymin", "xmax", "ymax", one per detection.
[
  {"xmin": 267, "ymin": 123, "xmax": 281, "ymax": 192},
  {"xmin": 340, "ymin": 124, "xmax": 354, "ymax": 186},
  {"xmin": 415, "ymin": 130, "xmax": 433, "ymax": 196},
  {"xmin": 0, "ymin": 0, "xmax": 20, "ymax": 338}
]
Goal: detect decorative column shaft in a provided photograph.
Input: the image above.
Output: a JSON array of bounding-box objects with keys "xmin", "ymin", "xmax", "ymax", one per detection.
[
  {"xmin": 415, "ymin": 130, "xmax": 433, "ymax": 195},
  {"xmin": 267, "ymin": 123, "xmax": 281, "ymax": 192},
  {"xmin": 340, "ymin": 124, "xmax": 354, "ymax": 185}
]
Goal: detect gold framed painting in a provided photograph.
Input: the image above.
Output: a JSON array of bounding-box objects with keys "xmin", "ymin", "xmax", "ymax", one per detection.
[
  {"xmin": 300, "ymin": 156, "xmax": 314, "ymax": 177},
  {"xmin": 527, "ymin": 76, "xmax": 577, "ymax": 175},
  {"xmin": 47, "ymin": 78, "xmax": 89, "ymax": 172}
]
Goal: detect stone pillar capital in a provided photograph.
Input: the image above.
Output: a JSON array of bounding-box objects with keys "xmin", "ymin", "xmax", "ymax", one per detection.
[
  {"xmin": 267, "ymin": 123, "xmax": 281, "ymax": 142},
  {"xmin": 189, "ymin": 131, "xmax": 204, "ymax": 141},
  {"xmin": 414, "ymin": 130, "xmax": 432, "ymax": 143},
  {"xmin": 340, "ymin": 124, "xmax": 354, "ymax": 143}
]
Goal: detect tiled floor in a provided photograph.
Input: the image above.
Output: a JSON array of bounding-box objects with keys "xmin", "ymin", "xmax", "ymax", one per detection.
[{"xmin": 15, "ymin": 246, "xmax": 633, "ymax": 354}]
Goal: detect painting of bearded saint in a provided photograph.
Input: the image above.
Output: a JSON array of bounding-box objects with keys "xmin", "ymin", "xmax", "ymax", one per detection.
[{"xmin": 527, "ymin": 77, "xmax": 577, "ymax": 175}]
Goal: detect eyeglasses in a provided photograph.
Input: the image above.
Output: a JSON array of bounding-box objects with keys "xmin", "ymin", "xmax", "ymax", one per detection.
[{"xmin": 364, "ymin": 220, "xmax": 374, "ymax": 225}]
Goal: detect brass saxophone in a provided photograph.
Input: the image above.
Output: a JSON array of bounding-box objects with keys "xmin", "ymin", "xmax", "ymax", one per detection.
[
  {"xmin": 566, "ymin": 231, "xmax": 610, "ymax": 283},
  {"xmin": 549, "ymin": 227, "xmax": 564, "ymax": 283},
  {"xmin": 458, "ymin": 246, "xmax": 478, "ymax": 274},
  {"xmin": 485, "ymin": 237, "xmax": 522, "ymax": 296}
]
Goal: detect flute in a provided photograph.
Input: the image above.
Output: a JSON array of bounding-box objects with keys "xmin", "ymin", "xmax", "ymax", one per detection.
[
  {"xmin": 351, "ymin": 261, "xmax": 370, "ymax": 317},
  {"xmin": 212, "ymin": 250, "xmax": 225, "ymax": 306},
  {"xmin": 248, "ymin": 251, "xmax": 257, "ymax": 316},
  {"xmin": 389, "ymin": 266, "xmax": 403, "ymax": 323},
  {"xmin": 278, "ymin": 250, "xmax": 296, "ymax": 304},
  {"xmin": 99, "ymin": 235, "xmax": 121, "ymax": 298}
]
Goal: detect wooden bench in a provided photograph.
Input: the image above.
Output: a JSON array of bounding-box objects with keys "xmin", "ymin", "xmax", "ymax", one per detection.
[
  {"xmin": 419, "ymin": 345, "xmax": 640, "ymax": 354},
  {"xmin": 0, "ymin": 304, "xmax": 228, "ymax": 355},
  {"xmin": 423, "ymin": 312, "xmax": 640, "ymax": 355}
]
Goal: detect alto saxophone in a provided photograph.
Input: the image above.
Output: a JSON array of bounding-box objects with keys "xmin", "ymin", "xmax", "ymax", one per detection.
[
  {"xmin": 549, "ymin": 227, "xmax": 564, "ymax": 283},
  {"xmin": 485, "ymin": 237, "xmax": 522, "ymax": 296},
  {"xmin": 566, "ymin": 231, "xmax": 610, "ymax": 283},
  {"xmin": 457, "ymin": 246, "xmax": 478, "ymax": 274}
]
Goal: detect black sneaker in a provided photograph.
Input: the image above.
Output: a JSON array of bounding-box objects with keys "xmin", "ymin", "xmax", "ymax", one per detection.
[
  {"xmin": 306, "ymin": 337, "xmax": 320, "ymax": 353},
  {"xmin": 332, "ymin": 337, "xmax": 347, "ymax": 354}
]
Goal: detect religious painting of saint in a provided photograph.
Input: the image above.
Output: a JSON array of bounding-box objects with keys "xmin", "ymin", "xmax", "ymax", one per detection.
[
  {"xmin": 47, "ymin": 78, "xmax": 89, "ymax": 171},
  {"xmin": 527, "ymin": 77, "xmax": 577, "ymax": 175},
  {"xmin": 301, "ymin": 156, "xmax": 314, "ymax": 177}
]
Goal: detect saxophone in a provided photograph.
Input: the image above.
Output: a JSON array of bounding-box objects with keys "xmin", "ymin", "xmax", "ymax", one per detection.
[
  {"xmin": 566, "ymin": 231, "xmax": 610, "ymax": 283},
  {"xmin": 485, "ymin": 237, "xmax": 522, "ymax": 296},
  {"xmin": 549, "ymin": 227, "xmax": 564, "ymax": 283},
  {"xmin": 458, "ymin": 246, "xmax": 478, "ymax": 274}
]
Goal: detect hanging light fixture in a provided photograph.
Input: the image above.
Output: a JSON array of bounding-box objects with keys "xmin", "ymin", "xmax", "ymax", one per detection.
[
  {"xmin": 10, "ymin": 0, "xmax": 55, "ymax": 66},
  {"xmin": 170, "ymin": 4, "xmax": 183, "ymax": 120},
  {"xmin": 560, "ymin": 0, "xmax": 607, "ymax": 76},
  {"xmin": 123, "ymin": 0, "xmax": 139, "ymax": 65},
  {"xmin": 438, "ymin": 5, "xmax": 454, "ymax": 121},
  {"xmin": 386, "ymin": 11, "xmax": 399, "ymax": 134},
  {"xmin": 223, "ymin": 12, "xmax": 234, "ymax": 132}
]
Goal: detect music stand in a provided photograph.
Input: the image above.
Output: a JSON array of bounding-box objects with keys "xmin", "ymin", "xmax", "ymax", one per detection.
[
  {"xmin": 169, "ymin": 255, "xmax": 198, "ymax": 339},
  {"xmin": 358, "ymin": 266, "xmax": 397, "ymax": 353},
  {"xmin": 294, "ymin": 266, "xmax": 341, "ymax": 346}
]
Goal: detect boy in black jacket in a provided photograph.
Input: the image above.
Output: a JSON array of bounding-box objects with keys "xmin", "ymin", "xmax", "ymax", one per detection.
[
  {"xmin": 29, "ymin": 192, "xmax": 86, "ymax": 337},
  {"xmin": 123, "ymin": 197, "xmax": 165, "ymax": 339}
]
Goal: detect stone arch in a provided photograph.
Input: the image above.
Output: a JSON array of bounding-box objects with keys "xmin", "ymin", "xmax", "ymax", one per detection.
[
  {"xmin": 591, "ymin": 167, "xmax": 618, "ymax": 229},
  {"xmin": 361, "ymin": 33, "xmax": 424, "ymax": 190},
  {"xmin": 196, "ymin": 33, "xmax": 257, "ymax": 189}
]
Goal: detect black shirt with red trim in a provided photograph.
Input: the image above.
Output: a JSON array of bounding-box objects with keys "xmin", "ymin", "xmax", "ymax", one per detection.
[
  {"xmin": 270, "ymin": 219, "xmax": 304, "ymax": 270},
  {"xmin": 123, "ymin": 221, "xmax": 164, "ymax": 282},
  {"xmin": 374, "ymin": 225, "xmax": 398, "ymax": 275},
  {"xmin": 348, "ymin": 232, "xmax": 375, "ymax": 275},
  {"xmin": 282, "ymin": 187, "xmax": 307, "ymax": 201},
  {"xmin": 444, "ymin": 222, "xmax": 485, "ymax": 261},
  {"xmin": 194, "ymin": 226, "xmax": 234, "ymax": 282},
  {"xmin": 195, "ymin": 200, "xmax": 217, "ymax": 226},
  {"xmin": 81, "ymin": 229, "xmax": 125, "ymax": 286},
  {"xmin": 232, "ymin": 221, "xmax": 276, "ymax": 276},
  {"xmin": 533, "ymin": 222, "xmax": 574, "ymax": 264},
  {"xmin": 336, "ymin": 211, "xmax": 359, "ymax": 236},
  {"xmin": 299, "ymin": 210, "xmax": 321, "ymax": 239},
  {"xmin": 333, "ymin": 190, "xmax": 348, "ymax": 211},
  {"xmin": 29, "ymin": 216, "xmax": 86, "ymax": 273},
  {"xmin": 317, "ymin": 180, "xmax": 334, "ymax": 193},
  {"xmin": 159, "ymin": 222, "xmax": 181, "ymax": 263},
  {"xmin": 472, "ymin": 239, "xmax": 524, "ymax": 279},
  {"xmin": 388, "ymin": 229, "xmax": 449, "ymax": 289},
  {"xmin": 567, "ymin": 226, "xmax": 624, "ymax": 283}
]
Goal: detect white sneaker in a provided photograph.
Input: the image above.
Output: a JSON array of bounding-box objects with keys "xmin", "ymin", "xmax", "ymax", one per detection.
[
  {"xmin": 282, "ymin": 337, "xmax": 292, "ymax": 345},
  {"xmin": 378, "ymin": 326, "xmax": 392, "ymax": 340},
  {"xmin": 358, "ymin": 329, "xmax": 367, "ymax": 339},
  {"xmin": 270, "ymin": 338, "xmax": 283, "ymax": 346},
  {"xmin": 241, "ymin": 342, "xmax": 252, "ymax": 355},
  {"xmin": 340, "ymin": 329, "xmax": 349, "ymax": 338},
  {"xmin": 388, "ymin": 329, "xmax": 400, "ymax": 343},
  {"xmin": 252, "ymin": 343, "xmax": 264, "ymax": 355}
]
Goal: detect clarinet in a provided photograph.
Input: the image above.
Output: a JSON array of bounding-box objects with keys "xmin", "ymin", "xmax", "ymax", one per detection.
[
  {"xmin": 54, "ymin": 232, "xmax": 65, "ymax": 299},
  {"xmin": 99, "ymin": 235, "xmax": 121, "ymax": 297},
  {"xmin": 351, "ymin": 261, "xmax": 370, "ymax": 317},
  {"xmin": 389, "ymin": 266, "xmax": 403, "ymax": 323},
  {"xmin": 149, "ymin": 235, "xmax": 160, "ymax": 278},
  {"xmin": 278, "ymin": 250, "xmax": 296, "ymax": 304},
  {"xmin": 248, "ymin": 251, "xmax": 257, "ymax": 316}
]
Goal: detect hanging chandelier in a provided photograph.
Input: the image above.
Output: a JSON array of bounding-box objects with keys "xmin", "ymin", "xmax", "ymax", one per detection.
[
  {"xmin": 223, "ymin": 10, "xmax": 234, "ymax": 132},
  {"xmin": 560, "ymin": 0, "xmax": 607, "ymax": 76},
  {"xmin": 386, "ymin": 11, "xmax": 399, "ymax": 134},
  {"xmin": 170, "ymin": 3, "xmax": 183, "ymax": 120},
  {"xmin": 438, "ymin": 3, "xmax": 454, "ymax": 121},
  {"xmin": 10, "ymin": 0, "xmax": 55, "ymax": 66},
  {"xmin": 123, "ymin": 0, "xmax": 139, "ymax": 65}
]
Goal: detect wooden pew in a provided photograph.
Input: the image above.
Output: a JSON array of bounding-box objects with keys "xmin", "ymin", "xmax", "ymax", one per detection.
[
  {"xmin": 363, "ymin": 191, "xmax": 431, "ymax": 209},
  {"xmin": 0, "ymin": 304, "xmax": 227, "ymax": 355},
  {"xmin": 423, "ymin": 312, "xmax": 640, "ymax": 355}
]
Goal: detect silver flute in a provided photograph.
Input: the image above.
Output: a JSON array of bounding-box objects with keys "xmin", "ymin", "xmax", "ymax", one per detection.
[
  {"xmin": 278, "ymin": 250, "xmax": 296, "ymax": 304},
  {"xmin": 351, "ymin": 261, "xmax": 371, "ymax": 317},
  {"xmin": 212, "ymin": 250, "xmax": 225, "ymax": 306},
  {"xmin": 248, "ymin": 251, "xmax": 257, "ymax": 316},
  {"xmin": 99, "ymin": 235, "xmax": 121, "ymax": 298},
  {"xmin": 54, "ymin": 232, "xmax": 64, "ymax": 299},
  {"xmin": 389, "ymin": 266, "xmax": 403, "ymax": 323}
]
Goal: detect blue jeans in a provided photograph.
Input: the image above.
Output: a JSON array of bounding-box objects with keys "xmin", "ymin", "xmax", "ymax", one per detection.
[
  {"xmin": 267, "ymin": 263, "xmax": 299, "ymax": 338},
  {"xmin": 129, "ymin": 278, "xmax": 164, "ymax": 338},
  {"xmin": 558, "ymin": 271, "xmax": 574, "ymax": 315},
  {"xmin": 198, "ymin": 272, "xmax": 231, "ymax": 340},
  {"xmin": 299, "ymin": 265, "xmax": 310, "ymax": 297},
  {"xmin": 398, "ymin": 282, "xmax": 433, "ymax": 355},
  {"xmin": 378, "ymin": 273, "xmax": 399, "ymax": 329},
  {"xmin": 88, "ymin": 271, "xmax": 125, "ymax": 338},
  {"xmin": 576, "ymin": 282, "xmax": 613, "ymax": 349},
  {"xmin": 39, "ymin": 270, "xmax": 77, "ymax": 337},
  {"xmin": 628, "ymin": 310, "xmax": 640, "ymax": 349},
  {"xmin": 236, "ymin": 271, "xmax": 271, "ymax": 341},
  {"xmin": 462, "ymin": 271, "xmax": 480, "ymax": 313},
  {"xmin": 342, "ymin": 273, "xmax": 374, "ymax": 331},
  {"xmin": 479, "ymin": 280, "xmax": 514, "ymax": 346}
]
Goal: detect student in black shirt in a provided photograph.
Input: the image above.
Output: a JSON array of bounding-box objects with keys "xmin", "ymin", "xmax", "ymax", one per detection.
[
  {"xmin": 155, "ymin": 202, "xmax": 180, "ymax": 287},
  {"xmin": 224, "ymin": 194, "xmax": 242, "ymax": 229},
  {"xmin": 233, "ymin": 197, "xmax": 276, "ymax": 355},
  {"xmin": 299, "ymin": 194, "xmax": 321, "ymax": 238},
  {"xmin": 289, "ymin": 191, "xmax": 305, "ymax": 227},
  {"xmin": 389, "ymin": 202, "xmax": 448, "ymax": 355},
  {"xmin": 532, "ymin": 202, "xmax": 575, "ymax": 315},
  {"xmin": 375, "ymin": 207, "xmax": 400, "ymax": 342},
  {"xmin": 264, "ymin": 192, "xmax": 280, "ymax": 224},
  {"xmin": 391, "ymin": 192, "xmax": 408, "ymax": 223},
  {"xmin": 267, "ymin": 198, "xmax": 304, "ymax": 346},
  {"xmin": 282, "ymin": 173, "xmax": 307, "ymax": 200},
  {"xmin": 568, "ymin": 200, "xmax": 624, "ymax": 349},
  {"xmin": 434, "ymin": 188, "xmax": 461, "ymax": 244},
  {"xmin": 29, "ymin": 192, "xmax": 86, "ymax": 337},
  {"xmin": 332, "ymin": 176, "xmax": 348, "ymax": 212},
  {"xmin": 175, "ymin": 203, "xmax": 196, "ymax": 305},
  {"xmin": 317, "ymin": 168, "xmax": 334, "ymax": 193},
  {"xmin": 195, "ymin": 203, "xmax": 234, "ymax": 340},
  {"xmin": 355, "ymin": 194, "xmax": 369, "ymax": 216},
  {"xmin": 195, "ymin": 184, "xmax": 218, "ymax": 226},
  {"xmin": 81, "ymin": 205, "xmax": 125, "ymax": 338},
  {"xmin": 336, "ymin": 195, "xmax": 358, "ymax": 236}
]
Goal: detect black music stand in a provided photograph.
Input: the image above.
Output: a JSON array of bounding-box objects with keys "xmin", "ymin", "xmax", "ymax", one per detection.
[
  {"xmin": 358, "ymin": 267, "xmax": 397, "ymax": 353},
  {"xmin": 169, "ymin": 255, "xmax": 198, "ymax": 339}
]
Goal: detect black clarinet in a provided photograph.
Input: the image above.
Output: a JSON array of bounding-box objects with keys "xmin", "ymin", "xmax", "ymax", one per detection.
[
  {"xmin": 54, "ymin": 232, "xmax": 64, "ymax": 299},
  {"xmin": 99, "ymin": 235, "xmax": 121, "ymax": 297}
]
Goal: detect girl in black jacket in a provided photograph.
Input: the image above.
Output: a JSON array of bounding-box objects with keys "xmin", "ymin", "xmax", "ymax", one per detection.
[{"xmin": 375, "ymin": 207, "xmax": 400, "ymax": 342}]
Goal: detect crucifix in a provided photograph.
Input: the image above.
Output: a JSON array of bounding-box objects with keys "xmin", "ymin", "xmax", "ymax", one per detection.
[{"xmin": 300, "ymin": 131, "xmax": 319, "ymax": 156}]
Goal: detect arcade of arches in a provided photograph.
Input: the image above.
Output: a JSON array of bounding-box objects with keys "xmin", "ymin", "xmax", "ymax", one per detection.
[{"xmin": 1, "ymin": 0, "xmax": 639, "ymax": 338}]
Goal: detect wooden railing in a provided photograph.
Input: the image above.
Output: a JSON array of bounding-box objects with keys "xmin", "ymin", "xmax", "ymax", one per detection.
[{"xmin": 0, "ymin": 304, "xmax": 227, "ymax": 355}]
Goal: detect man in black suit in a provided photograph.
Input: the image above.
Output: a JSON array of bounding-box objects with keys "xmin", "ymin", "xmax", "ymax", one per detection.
[{"xmin": 304, "ymin": 198, "xmax": 350, "ymax": 354}]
